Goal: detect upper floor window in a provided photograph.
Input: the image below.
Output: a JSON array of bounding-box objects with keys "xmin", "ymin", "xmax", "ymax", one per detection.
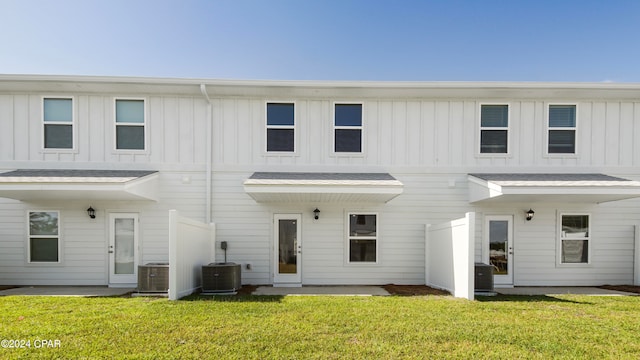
[
  {"xmin": 480, "ymin": 104, "xmax": 508, "ymax": 154},
  {"xmin": 43, "ymin": 98, "xmax": 73, "ymax": 149},
  {"xmin": 559, "ymin": 213, "xmax": 590, "ymax": 264},
  {"xmin": 266, "ymin": 102, "xmax": 295, "ymax": 152},
  {"xmin": 28, "ymin": 211, "xmax": 60, "ymax": 263},
  {"xmin": 548, "ymin": 105, "xmax": 576, "ymax": 154},
  {"xmin": 115, "ymin": 99, "xmax": 145, "ymax": 150},
  {"xmin": 348, "ymin": 213, "xmax": 377, "ymax": 263},
  {"xmin": 334, "ymin": 103, "xmax": 362, "ymax": 153}
]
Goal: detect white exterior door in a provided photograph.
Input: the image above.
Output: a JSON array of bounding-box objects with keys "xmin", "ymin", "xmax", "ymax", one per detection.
[
  {"xmin": 274, "ymin": 214, "xmax": 302, "ymax": 286},
  {"xmin": 109, "ymin": 213, "xmax": 139, "ymax": 286},
  {"xmin": 484, "ymin": 215, "xmax": 514, "ymax": 286}
]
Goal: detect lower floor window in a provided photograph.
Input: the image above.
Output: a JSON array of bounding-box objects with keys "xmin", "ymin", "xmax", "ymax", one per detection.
[
  {"xmin": 348, "ymin": 213, "xmax": 377, "ymax": 263},
  {"xmin": 28, "ymin": 211, "xmax": 60, "ymax": 262},
  {"xmin": 559, "ymin": 214, "xmax": 590, "ymax": 264}
]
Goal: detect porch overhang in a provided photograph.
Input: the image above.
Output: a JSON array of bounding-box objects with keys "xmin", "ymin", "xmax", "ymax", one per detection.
[
  {"xmin": 468, "ymin": 173, "xmax": 640, "ymax": 204},
  {"xmin": 244, "ymin": 172, "xmax": 404, "ymax": 203},
  {"xmin": 0, "ymin": 169, "xmax": 159, "ymax": 201}
]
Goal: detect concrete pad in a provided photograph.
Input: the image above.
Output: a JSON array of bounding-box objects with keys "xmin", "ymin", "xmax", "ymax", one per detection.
[
  {"xmin": 253, "ymin": 286, "xmax": 390, "ymax": 296},
  {"xmin": 496, "ymin": 287, "xmax": 638, "ymax": 296},
  {"xmin": 0, "ymin": 286, "xmax": 133, "ymax": 297}
]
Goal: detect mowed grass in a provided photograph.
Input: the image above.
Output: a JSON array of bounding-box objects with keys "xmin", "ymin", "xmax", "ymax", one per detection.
[{"xmin": 1, "ymin": 294, "xmax": 639, "ymax": 359}]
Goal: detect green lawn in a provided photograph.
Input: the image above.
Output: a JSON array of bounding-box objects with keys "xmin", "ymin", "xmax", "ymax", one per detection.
[{"xmin": 1, "ymin": 294, "xmax": 639, "ymax": 359}]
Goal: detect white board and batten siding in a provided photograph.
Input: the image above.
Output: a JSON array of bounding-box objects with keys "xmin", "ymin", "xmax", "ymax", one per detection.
[
  {"xmin": 211, "ymin": 98, "xmax": 640, "ymax": 170},
  {"xmin": 211, "ymin": 96, "xmax": 640, "ymax": 287},
  {"xmin": 3, "ymin": 79, "xmax": 640, "ymax": 287},
  {"xmin": 0, "ymin": 92, "xmax": 211, "ymax": 285},
  {"xmin": 0, "ymin": 94, "xmax": 209, "ymax": 168}
]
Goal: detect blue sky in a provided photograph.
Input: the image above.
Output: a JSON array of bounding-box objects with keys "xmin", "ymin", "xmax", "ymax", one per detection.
[{"xmin": 1, "ymin": 0, "xmax": 639, "ymax": 82}]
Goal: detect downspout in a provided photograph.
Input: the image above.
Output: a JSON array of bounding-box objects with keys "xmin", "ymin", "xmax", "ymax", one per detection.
[{"xmin": 200, "ymin": 84, "xmax": 213, "ymax": 223}]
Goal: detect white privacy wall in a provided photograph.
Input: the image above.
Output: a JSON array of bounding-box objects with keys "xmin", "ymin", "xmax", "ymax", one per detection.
[
  {"xmin": 168, "ymin": 210, "xmax": 216, "ymax": 300},
  {"xmin": 426, "ymin": 213, "xmax": 475, "ymax": 300}
]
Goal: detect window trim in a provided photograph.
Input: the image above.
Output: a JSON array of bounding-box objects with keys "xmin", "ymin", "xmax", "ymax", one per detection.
[
  {"xmin": 478, "ymin": 103, "xmax": 510, "ymax": 156},
  {"xmin": 114, "ymin": 97, "xmax": 148, "ymax": 153},
  {"xmin": 41, "ymin": 96, "xmax": 77, "ymax": 152},
  {"xmin": 546, "ymin": 103, "xmax": 578, "ymax": 156},
  {"xmin": 345, "ymin": 212, "xmax": 379, "ymax": 265},
  {"xmin": 557, "ymin": 212, "xmax": 591, "ymax": 266},
  {"xmin": 27, "ymin": 210, "xmax": 62, "ymax": 264},
  {"xmin": 265, "ymin": 101, "xmax": 297, "ymax": 154},
  {"xmin": 332, "ymin": 102, "xmax": 364, "ymax": 156}
]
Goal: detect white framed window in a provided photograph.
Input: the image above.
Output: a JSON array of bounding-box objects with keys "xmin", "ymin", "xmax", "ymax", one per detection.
[
  {"xmin": 479, "ymin": 104, "xmax": 509, "ymax": 154},
  {"xmin": 334, "ymin": 103, "xmax": 363, "ymax": 153},
  {"xmin": 28, "ymin": 211, "xmax": 61, "ymax": 263},
  {"xmin": 115, "ymin": 99, "xmax": 146, "ymax": 151},
  {"xmin": 266, "ymin": 102, "xmax": 295, "ymax": 152},
  {"xmin": 558, "ymin": 213, "xmax": 590, "ymax": 265},
  {"xmin": 42, "ymin": 97, "xmax": 75, "ymax": 150},
  {"xmin": 347, "ymin": 213, "xmax": 377, "ymax": 263},
  {"xmin": 547, "ymin": 104, "xmax": 577, "ymax": 154}
]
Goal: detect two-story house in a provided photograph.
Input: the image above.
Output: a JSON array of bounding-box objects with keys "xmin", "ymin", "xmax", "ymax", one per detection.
[{"xmin": 1, "ymin": 75, "xmax": 640, "ymax": 290}]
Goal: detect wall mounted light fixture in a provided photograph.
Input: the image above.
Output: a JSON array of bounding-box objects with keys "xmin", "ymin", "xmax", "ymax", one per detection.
[
  {"xmin": 313, "ymin": 208, "xmax": 320, "ymax": 220},
  {"xmin": 87, "ymin": 206, "xmax": 96, "ymax": 219},
  {"xmin": 526, "ymin": 209, "xmax": 535, "ymax": 221}
]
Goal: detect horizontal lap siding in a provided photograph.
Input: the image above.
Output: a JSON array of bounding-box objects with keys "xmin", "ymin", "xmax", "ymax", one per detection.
[
  {"xmin": 2, "ymin": 87, "xmax": 640, "ymax": 287},
  {"xmin": 211, "ymin": 171, "xmax": 471, "ymax": 286},
  {"xmin": 475, "ymin": 201, "xmax": 639, "ymax": 286},
  {"xmin": 0, "ymin": 172, "xmax": 206, "ymax": 285}
]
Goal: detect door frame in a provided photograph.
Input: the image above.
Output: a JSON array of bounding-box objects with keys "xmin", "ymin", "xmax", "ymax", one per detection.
[
  {"xmin": 108, "ymin": 212, "xmax": 139, "ymax": 287},
  {"xmin": 483, "ymin": 215, "xmax": 514, "ymax": 287},
  {"xmin": 273, "ymin": 213, "xmax": 302, "ymax": 286}
]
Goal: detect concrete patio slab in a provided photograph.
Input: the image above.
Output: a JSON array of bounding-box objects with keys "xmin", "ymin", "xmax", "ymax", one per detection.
[
  {"xmin": 496, "ymin": 287, "xmax": 638, "ymax": 296},
  {"xmin": 253, "ymin": 285, "xmax": 390, "ymax": 296},
  {"xmin": 0, "ymin": 286, "xmax": 134, "ymax": 297}
]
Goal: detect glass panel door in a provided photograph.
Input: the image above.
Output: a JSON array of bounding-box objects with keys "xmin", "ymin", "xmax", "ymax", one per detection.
[
  {"xmin": 274, "ymin": 214, "xmax": 301, "ymax": 285},
  {"xmin": 109, "ymin": 213, "xmax": 138, "ymax": 285},
  {"xmin": 114, "ymin": 218, "xmax": 135, "ymax": 275},
  {"xmin": 485, "ymin": 216, "xmax": 513, "ymax": 286}
]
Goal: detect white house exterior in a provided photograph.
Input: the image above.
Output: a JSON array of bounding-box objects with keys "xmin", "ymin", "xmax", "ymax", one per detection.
[{"xmin": 1, "ymin": 75, "xmax": 640, "ymax": 289}]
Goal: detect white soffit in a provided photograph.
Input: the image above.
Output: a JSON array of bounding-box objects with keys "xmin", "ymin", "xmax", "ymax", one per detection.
[
  {"xmin": 244, "ymin": 172, "xmax": 404, "ymax": 203},
  {"xmin": 468, "ymin": 173, "xmax": 640, "ymax": 204},
  {"xmin": 0, "ymin": 170, "xmax": 159, "ymax": 201}
]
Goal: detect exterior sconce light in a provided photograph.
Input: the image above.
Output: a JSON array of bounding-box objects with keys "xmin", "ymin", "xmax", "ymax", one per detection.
[
  {"xmin": 526, "ymin": 209, "xmax": 535, "ymax": 221},
  {"xmin": 87, "ymin": 206, "xmax": 96, "ymax": 219},
  {"xmin": 313, "ymin": 208, "xmax": 320, "ymax": 220}
]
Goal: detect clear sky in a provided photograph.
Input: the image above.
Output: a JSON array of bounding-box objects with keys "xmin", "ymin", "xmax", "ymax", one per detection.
[{"xmin": 1, "ymin": 0, "xmax": 640, "ymax": 82}]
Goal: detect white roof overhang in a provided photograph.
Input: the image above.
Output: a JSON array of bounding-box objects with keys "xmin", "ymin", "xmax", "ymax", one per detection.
[
  {"xmin": 0, "ymin": 170, "xmax": 159, "ymax": 201},
  {"xmin": 244, "ymin": 172, "xmax": 403, "ymax": 203},
  {"xmin": 468, "ymin": 173, "xmax": 640, "ymax": 204}
]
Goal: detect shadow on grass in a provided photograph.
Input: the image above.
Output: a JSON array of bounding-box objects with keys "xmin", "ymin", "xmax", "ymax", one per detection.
[
  {"xmin": 476, "ymin": 294, "xmax": 589, "ymax": 304},
  {"xmin": 180, "ymin": 294, "xmax": 285, "ymax": 303}
]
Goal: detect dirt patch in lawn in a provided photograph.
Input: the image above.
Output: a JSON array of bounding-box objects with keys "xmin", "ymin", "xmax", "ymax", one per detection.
[
  {"xmin": 383, "ymin": 284, "xmax": 450, "ymax": 296},
  {"xmin": 235, "ymin": 284, "xmax": 258, "ymax": 296},
  {"xmin": 599, "ymin": 285, "xmax": 640, "ymax": 294}
]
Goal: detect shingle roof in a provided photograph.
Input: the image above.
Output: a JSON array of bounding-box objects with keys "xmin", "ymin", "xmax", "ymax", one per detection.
[
  {"xmin": 249, "ymin": 172, "xmax": 397, "ymax": 181},
  {"xmin": 0, "ymin": 169, "xmax": 158, "ymax": 183},
  {"xmin": 0, "ymin": 169, "xmax": 157, "ymax": 178},
  {"xmin": 468, "ymin": 173, "xmax": 640, "ymax": 187}
]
